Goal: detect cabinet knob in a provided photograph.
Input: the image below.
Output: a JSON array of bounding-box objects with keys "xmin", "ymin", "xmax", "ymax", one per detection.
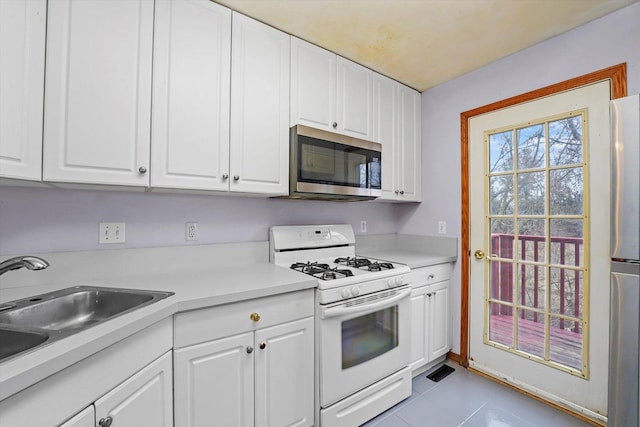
[
  {"xmin": 138, "ymin": 166, "xmax": 147, "ymax": 174},
  {"xmin": 222, "ymin": 173, "xmax": 229, "ymax": 180},
  {"xmin": 259, "ymin": 341, "xmax": 266, "ymax": 350},
  {"xmin": 250, "ymin": 312, "xmax": 261, "ymax": 322},
  {"xmin": 394, "ymin": 190, "xmax": 399, "ymax": 194},
  {"xmin": 428, "ymin": 274, "xmax": 435, "ymax": 280},
  {"xmin": 99, "ymin": 417, "xmax": 113, "ymax": 427},
  {"xmin": 246, "ymin": 346, "xmax": 254, "ymax": 354},
  {"xmin": 233, "ymin": 175, "xmax": 240, "ymax": 181},
  {"xmin": 399, "ymin": 190, "xmax": 405, "ymax": 195},
  {"xmin": 332, "ymin": 122, "xmax": 338, "ymax": 128},
  {"xmin": 427, "ymin": 293, "xmax": 432, "ymax": 297}
]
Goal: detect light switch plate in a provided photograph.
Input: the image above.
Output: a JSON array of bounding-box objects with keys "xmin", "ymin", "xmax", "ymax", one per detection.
[{"xmin": 99, "ymin": 222, "xmax": 125, "ymax": 244}]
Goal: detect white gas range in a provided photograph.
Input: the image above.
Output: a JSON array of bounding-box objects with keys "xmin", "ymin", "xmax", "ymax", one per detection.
[{"xmin": 270, "ymin": 224, "xmax": 412, "ymax": 427}]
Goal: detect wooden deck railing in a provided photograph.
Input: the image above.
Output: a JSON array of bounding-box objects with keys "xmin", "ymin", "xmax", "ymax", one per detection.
[{"xmin": 490, "ymin": 233, "xmax": 583, "ymax": 333}]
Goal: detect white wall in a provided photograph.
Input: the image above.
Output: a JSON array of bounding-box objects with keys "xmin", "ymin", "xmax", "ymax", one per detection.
[
  {"xmin": 404, "ymin": 2, "xmax": 640, "ymax": 354},
  {"xmin": 0, "ymin": 186, "xmax": 414, "ymax": 255}
]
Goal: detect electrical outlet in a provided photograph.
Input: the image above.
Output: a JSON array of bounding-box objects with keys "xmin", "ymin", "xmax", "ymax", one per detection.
[
  {"xmin": 186, "ymin": 222, "xmax": 199, "ymax": 241},
  {"xmin": 360, "ymin": 220, "xmax": 367, "ymax": 233},
  {"xmin": 438, "ymin": 221, "xmax": 447, "ymax": 235},
  {"xmin": 99, "ymin": 222, "xmax": 125, "ymax": 244}
]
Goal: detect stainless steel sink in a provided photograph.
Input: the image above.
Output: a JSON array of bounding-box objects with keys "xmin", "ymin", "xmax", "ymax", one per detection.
[{"xmin": 0, "ymin": 286, "xmax": 173, "ymax": 362}]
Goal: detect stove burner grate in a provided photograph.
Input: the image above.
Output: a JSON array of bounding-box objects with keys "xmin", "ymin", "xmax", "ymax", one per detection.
[
  {"xmin": 290, "ymin": 262, "xmax": 354, "ymax": 280},
  {"xmin": 334, "ymin": 257, "xmax": 395, "ymax": 272}
]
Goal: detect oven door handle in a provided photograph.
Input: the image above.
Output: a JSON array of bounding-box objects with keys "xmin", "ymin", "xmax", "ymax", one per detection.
[{"xmin": 321, "ymin": 288, "xmax": 411, "ymax": 319}]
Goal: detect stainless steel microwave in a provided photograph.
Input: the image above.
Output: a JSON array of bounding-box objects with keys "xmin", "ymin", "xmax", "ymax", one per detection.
[{"xmin": 286, "ymin": 125, "xmax": 382, "ymax": 201}]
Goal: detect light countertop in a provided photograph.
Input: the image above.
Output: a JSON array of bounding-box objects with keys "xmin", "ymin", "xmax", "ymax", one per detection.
[
  {"xmin": 358, "ymin": 249, "xmax": 457, "ymax": 269},
  {"xmin": 0, "ymin": 263, "xmax": 316, "ymax": 401}
]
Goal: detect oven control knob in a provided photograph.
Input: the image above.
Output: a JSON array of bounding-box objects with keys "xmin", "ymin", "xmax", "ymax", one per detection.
[
  {"xmin": 395, "ymin": 277, "xmax": 404, "ymax": 286},
  {"xmin": 351, "ymin": 286, "xmax": 360, "ymax": 297},
  {"xmin": 341, "ymin": 288, "xmax": 351, "ymax": 299},
  {"xmin": 386, "ymin": 279, "xmax": 394, "ymax": 288}
]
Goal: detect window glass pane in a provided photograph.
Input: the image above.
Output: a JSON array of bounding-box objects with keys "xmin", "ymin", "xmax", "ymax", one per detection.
[
  {"xmin": 550, "ymin": 167, "xmax": 583, "ymax": 215},
  {"xmin": 490, "ymin": 222, "xmax": 514, "ymax": 259},
  {"xmin": 518, "ymin": 264, "xmax": 546, "ymax": 310},
  {"xmin": 490, "ymin": 175, "xmax": 514, "ymax": 215},
  {"xmin": 550, "ymin": 268, "xmax": 583, "ymax": 319},
  {"xmin": 550, "ymin": 219, "xmax": 584, "ymax": 266},
  {"xmin": 342, "ymin": 306, "xmax": 398, "ymax": 369},
  {"xmin": 517, "ymin": 309, "xmax": 545, "ymax": 359},
  {"xmin": 490, "ymin": 260, "xmax": 514, "ymax": 302},
  {"xmin": 489, "ymin": 131, "xmax": 513, "ymax": 172},
  {"xmin": 518, "ymin": 171, "xmax": 545, "ymax": 215},
  {"xmin": 517, "ymin": 219, "xmax": 545, "ymax": 262},
  {"xmin": 549, "ymin": 116, "xmax": 582, "ymax": 167},
  {"xmin": 488, "ymin": 302, "xmax": 513, "ymax": 347},
  {"xmin": 517, "ymin": 124, "xmax": 545, "ymax": 170},
  {"xmin": 550, "ymin": 317, "xmax": 583, "ymax": 370}
]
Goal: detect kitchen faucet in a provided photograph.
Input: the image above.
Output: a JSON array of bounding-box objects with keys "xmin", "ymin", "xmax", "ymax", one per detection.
[{"xmin": 0, "ymin": 256, "xmax": 50, "ymax": 276}]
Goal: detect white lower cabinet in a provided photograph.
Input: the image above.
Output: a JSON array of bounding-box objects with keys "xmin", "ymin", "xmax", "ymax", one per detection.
[
  {"xmin": 174, "ymin": 290, "xmax": 315, "ymax": 427},
  {"xmin": 408, "ymin": 264, "xmax": 452, "ymax": 372},
  {"xmin": 59, "ymin": 351, "xmax": 173, "ymax": 427}
]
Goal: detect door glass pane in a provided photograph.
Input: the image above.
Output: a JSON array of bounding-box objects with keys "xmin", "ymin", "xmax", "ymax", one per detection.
[
  {"xmin": 490, "ymin": 175, "xmax": 514, "ymax": 215},
  {"xmin": 550, "ymin": 268, "xmax": 583, "ymax": 318},
  {"xmin": 490, "ymin": 260, "xmax": 513, "ymax": 302},
  {"xmin": 549, "ymin": 317, "xmax": 583, "ymax": 370},
  {"xmin": 517, "ymin": 309, "xmax": 545, "ymax": 359},
  {"xmin": 341, "ymin": 306, "xmax": 398, "ymax": 369},
  {"xmin": 490, "ymin": 223, "xmax": 514, "ymax": 260},
  {"xmin": 550, "ymin": 167, "xmax": 583, "ymax": 215},
  {"xmin": 549, "ymin": 116, "xmax": 582, "ymax": 166},
  {"xmin": 517, "ymin": 171, "xmax": 545, "ymax": 215},
  {"xmin": 550, "ymin": 219, "xmax": 584, "ymax": 266},
  {"xmin": 488, "ymin": 302, "xmax": 513, "ymax": 347},
  {"xmin": 518, "ymin": 264, "xmax": 546, "ymax": 310},
  {"xmin": 489, "ymin": 131, "xmax": 513, "ymax": 172},
  {"xmin": 485, "ymin": 112, "xmax": 588, "ymax": 375},
  {"xmin": 517, "ymin": 219, "xmax": 545, "ymax": 262},
  {"xmin": 517, "ymin": 124, "xmax": 545, "ymax": 170}
]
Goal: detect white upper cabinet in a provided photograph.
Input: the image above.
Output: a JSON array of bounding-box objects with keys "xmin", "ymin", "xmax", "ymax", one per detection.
[
  {"xmin": 230, "ymin": 13, "xmax": 290, "ymax": 195},
  {"xmin": 43, "ymin": 0, "xmax": 154, "ymax": 187},
  {"xmin": 375, "ymin": 76, "xmax": 422, "ymax": 202},
  {"xmin": 291, "ymin": 37, "xmax": 373, "ymax": 141},
  {"xmin": 0, "ymin": 0, "xmax": 46, "ymax": 181},
  {"xmin": 151, "ymin": 0, "xmax": 231, "ymax": 191}
]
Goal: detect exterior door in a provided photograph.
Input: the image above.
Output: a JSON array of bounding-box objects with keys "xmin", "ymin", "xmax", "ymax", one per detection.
[{"xmin": 468, "ymin": 81, "xmax": 611, "ymax": 420}]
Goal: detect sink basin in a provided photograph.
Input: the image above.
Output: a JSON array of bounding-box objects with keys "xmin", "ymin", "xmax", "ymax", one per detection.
[
  {"xmin": 0, "ymin": 286, "xmax": 173, "ymax": 362},
  {"xmin": 0, "ymin": 328, "xmax": 49, "ymax": 361}
]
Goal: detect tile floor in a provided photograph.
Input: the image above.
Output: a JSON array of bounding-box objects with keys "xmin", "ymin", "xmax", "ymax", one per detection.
[{"xmin": 361, "ymin": 363, "xmax": 594, "ymax": 427}]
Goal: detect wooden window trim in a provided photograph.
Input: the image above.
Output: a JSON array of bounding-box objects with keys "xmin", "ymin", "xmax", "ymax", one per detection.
[{"xmin": 457, "ymin": 63, "xmax": 627, "ymax": 366}]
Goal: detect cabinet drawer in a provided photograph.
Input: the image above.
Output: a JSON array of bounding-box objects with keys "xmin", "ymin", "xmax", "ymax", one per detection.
[
  {"xmin": 174, "ymin": 289, "xmax": 314, "ymax": 348},
  {"xmin": 406, "ymin": 263, "xmax": 451, "ymax": 288}
]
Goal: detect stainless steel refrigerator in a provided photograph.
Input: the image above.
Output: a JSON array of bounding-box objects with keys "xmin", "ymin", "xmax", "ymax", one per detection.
[{"xmin": 609, "ymin": 94, "xmax": 640, "ymax": 426}]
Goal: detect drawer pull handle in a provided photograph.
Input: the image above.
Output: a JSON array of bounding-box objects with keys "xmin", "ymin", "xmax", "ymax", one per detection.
[{"xmin": 250, "ymin": 312, "xmax": 261, "ymax": 322}]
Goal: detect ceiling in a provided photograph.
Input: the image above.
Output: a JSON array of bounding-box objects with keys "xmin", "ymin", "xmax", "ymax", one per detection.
[{"xmin": 215, "ymin": 0, "xmax": 636, "ymax": 92}]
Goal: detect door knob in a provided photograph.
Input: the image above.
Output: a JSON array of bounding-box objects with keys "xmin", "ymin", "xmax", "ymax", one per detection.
[{"xmin": 474, "ymin": 250, "xmax": 486, "ymax": 260}]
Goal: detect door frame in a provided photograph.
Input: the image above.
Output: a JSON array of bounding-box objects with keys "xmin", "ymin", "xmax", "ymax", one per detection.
[{"xmin": 458, "ymin": 63, "xmax": 627, "ymax": 367}]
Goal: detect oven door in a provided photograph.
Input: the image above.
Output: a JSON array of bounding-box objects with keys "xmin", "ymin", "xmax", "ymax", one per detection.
[{"xmin": 318, "ymin": 286, "xmax": 411, "ymax": 407}]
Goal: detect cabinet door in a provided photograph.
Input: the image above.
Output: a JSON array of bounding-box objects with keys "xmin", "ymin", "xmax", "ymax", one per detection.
[
  {"xmin": 43, "ymin": 0, "xmax": 153, "ymax": 186},
  {"xmin": 230, "ymin": 13, "xmax": 290, "ymax": 195},
  {"xmin": 427, "ymin": 281, "xmax": 451, "ymax": 362},
  {"xmin": 151, "ymin": 0, "xmax": 231, "ymax": 191},
  {"xmin": 397, "ymin": 85, "xmax": 422, "ymax": 202},
  {"xmin": 373, "ymin": 74, "xmax": 399, "ymax": 200},
  {"xmin": 0, "ymin": 0, "xmax": 45, "ymax": 181},
  {"xmin": 255, "ymin": 317, "xmax": 314, "ymax": 427},
  {"xmin": 94, "ymin": 351, "xmax": 173, "ymax": 427},
  {"xmin": 58, "ymin": 406, "xmax": 94, "ymax": 427},
  {"xmin": 290, "ymin": 37, "xmax": 336, "ymax": 131},
  {"xmin": 409, "ymin": 290, "xmax": 427, "ymax": 370},
  {"xmin": 336, "ymin": 57, "xmax": 373, "ymax": 141},
  {"xmin": 174, "ymin": 332, "xmax": 254, "ymax": 427}
]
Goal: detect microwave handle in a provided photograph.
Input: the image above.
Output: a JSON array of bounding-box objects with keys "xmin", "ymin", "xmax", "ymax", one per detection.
[{"xmin": 321, "ymin": 288, "xmax": 411, "ymax": 319}]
